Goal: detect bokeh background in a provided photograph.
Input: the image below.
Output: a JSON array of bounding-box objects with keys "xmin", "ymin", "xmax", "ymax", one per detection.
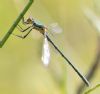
[{"xmin": 0, "ymin": 0, "xmax": 99, "ymax": 94}]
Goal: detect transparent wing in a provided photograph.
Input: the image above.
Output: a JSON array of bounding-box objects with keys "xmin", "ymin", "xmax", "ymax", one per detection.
[
  {"xmin": 41, "ymin": 32, "xmax": 50, "ymax": 66},
  {"xmin": 47, "ymin": 23, "xmax": 63, "ymax": 34}
]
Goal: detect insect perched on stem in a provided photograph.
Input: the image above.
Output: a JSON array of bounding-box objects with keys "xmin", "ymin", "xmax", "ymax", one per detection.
[
  {"xmin": 13, "ymin": 17, "xmax": 62, "ymax": 66},
  {"xmin": 13, "ymin": 16, "xmax": 90, "ymax": 86}
]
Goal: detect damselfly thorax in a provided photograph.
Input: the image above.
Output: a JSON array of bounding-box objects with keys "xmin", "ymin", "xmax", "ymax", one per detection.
[
  {"xmin": 25, "ymin": 17, "xmax": 47, "ymax": 35},
  {"xmin": 32, "ymin": 22, "xmax": 47, "ymax": 35}
]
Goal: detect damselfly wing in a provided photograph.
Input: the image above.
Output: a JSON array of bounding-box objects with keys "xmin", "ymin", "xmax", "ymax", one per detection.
[
  {"xmin": 41, "ymin": 23, "xmax": 62, "ymax": 66},
  {"xmin": 47, "ymin": 23, "xmax": 63, "ymax": 34},
  {"xmin": 42, "ymin": 32, "xmax": 50, "ymax": 66}
]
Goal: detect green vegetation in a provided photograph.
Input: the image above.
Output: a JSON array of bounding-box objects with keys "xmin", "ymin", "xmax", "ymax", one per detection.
[{"xmin": 85, "ymin": 84, "xmax": 100, "ymax": 94}]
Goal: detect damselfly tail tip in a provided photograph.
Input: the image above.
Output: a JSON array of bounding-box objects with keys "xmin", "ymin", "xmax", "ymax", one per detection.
[
  {"xmin": 87, "ymin": 81, "xmax": 90, "ymax": 87},
  {"xmin": 84, "ymin": 78, "xmax": 90, "ymax": 87}
]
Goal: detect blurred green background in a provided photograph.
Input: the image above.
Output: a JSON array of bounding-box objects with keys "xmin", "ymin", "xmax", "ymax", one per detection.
[{"xmin": 0, "ymin": 0, "xmax": 99, "ymax": 94}]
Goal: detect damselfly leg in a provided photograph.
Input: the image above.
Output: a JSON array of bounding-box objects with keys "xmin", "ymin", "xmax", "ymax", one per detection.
[
  {"xmin": 17, "ymin": 24, "xmax": 32, "ymax": 32},
  {"xmin": 12, "ymin": 16, "xmax": 34, "ymax": 39},
  {"xmin": 13, "ymin": 24, "xmax": 33, "ymax": 39}
]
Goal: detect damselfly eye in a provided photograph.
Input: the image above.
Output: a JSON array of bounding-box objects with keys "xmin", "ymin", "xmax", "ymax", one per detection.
[{"xmin": 26, "ymin": 18, "xmax": 33, "ymax": 24}]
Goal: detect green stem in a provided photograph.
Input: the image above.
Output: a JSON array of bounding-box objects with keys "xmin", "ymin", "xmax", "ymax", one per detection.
[
  {"xmin": 85, "ymin": 84, "xmax": 100, "ymax": 94},
  {"xmin": 0, "ymin": 0, "xmax": 34, "ymax": 48}
]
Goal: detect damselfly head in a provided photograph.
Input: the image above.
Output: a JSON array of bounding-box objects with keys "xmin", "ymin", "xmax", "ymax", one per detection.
[{"xmin": 26, "ymin": 17, "xmax": 34, "ymax": 24}]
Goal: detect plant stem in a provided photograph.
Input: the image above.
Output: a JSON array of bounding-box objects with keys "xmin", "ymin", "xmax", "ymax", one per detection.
[
  {"xmin": 85, "ymin": 84, "xmax": 100, "ymax": 94},
  {"xmin": 0, "ymin": 0, "xmax": 34, "ymax": 48}
]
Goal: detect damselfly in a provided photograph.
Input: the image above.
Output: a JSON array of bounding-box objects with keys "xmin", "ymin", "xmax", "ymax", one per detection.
[{"xmin": 13, "ymin": 16, "xmax": 90, "ymax": 86}]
